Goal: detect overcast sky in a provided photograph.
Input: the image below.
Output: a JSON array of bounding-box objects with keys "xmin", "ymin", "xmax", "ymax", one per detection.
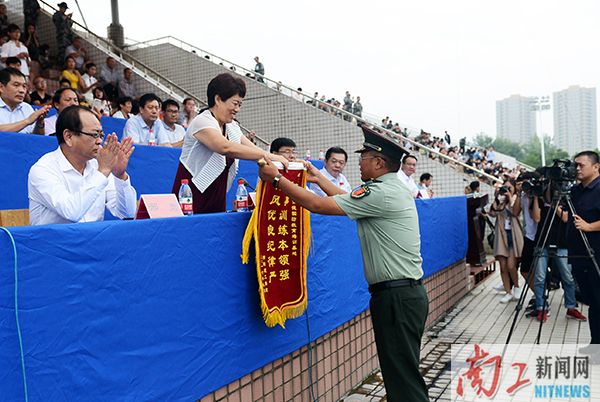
[{"xmin": 73, "ymin": 0, "xmax": 599, "ymax": 141}]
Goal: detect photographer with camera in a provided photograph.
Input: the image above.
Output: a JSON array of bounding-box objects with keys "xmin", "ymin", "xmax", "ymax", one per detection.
[
  {"xmin": 567, "ymin": 151, "xmax": 600, "ymax": 356},
  {"xmin": 488, "ymin": 179, "xmax": 524, "ymax": 303},
  {"xmin": 530, "ymin": 179, "xmax": 586, "ymax": 323},
  {"xmin": 515, "ymin": 173, "xmax": 539, "ymax": 309}
]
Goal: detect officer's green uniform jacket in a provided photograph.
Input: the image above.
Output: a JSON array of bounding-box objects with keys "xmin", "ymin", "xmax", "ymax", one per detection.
[{"xmin": 333, "ymin": 172, "xmax": 423, "ymax": 284}]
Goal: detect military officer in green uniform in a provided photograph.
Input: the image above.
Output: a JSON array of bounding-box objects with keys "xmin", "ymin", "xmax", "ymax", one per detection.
[{"xmin": 258, "ymin": 125, "xmax": 429, "ymax": 402}]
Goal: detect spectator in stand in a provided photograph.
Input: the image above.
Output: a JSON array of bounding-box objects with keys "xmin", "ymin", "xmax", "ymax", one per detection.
[
  {"xmin": 22, "ymin": 23, "xmax": 41, "ymax": 63},
  {"xmin": 98, "ymin": 56, "xmax": 120, "ymax": 102},
  {"xmin": 38, "ymin": 43, "xmax": 51, "ymax": 70},
  {"xmin": 43, "ymin": 87, "xmax": 78, "ymax": 135},
  {"xmin": 123, "ymin": 93, "xmax": 170, "ymax": 146},
  {"xmin": 310, "ymin": 146, "xmax": 352, "ymax": 197},
  {"xmin": 79, "ymin": 62, "xmax": 99, "ymax": 105},
  {"xmin": 270, "ymin": 137, "xmax": 297, "ymax": 161},
  {"xmin": 172, "ymin": 73, "xmax": 288, "ymax": 214},
  {"xmin": 352, "ymin": 96, "xmax": 362, "ymax": 117},
  {"xmin": 59, "ymin": 77, "xmax": 71, "ymax": 89},
  {"xmin": 291, "ymin": 88, "xmax": 304, "ymax": 102},
  {"xmin": 29, "ymin": 76, "xmax": 52, "ymax": 106},
  {"xmin": 112, "ymin": 96, "xmax": 132, "ymax": 119},
  {"xmin": 65, "ymin": 37, "xmax": 86, "ymax": 70},
  {"xmin": 91, "ymin": 87, "xmax": 111, "ymax": 117},
  {"xmin": 417, "ymin": 173, "xmax": 434, "ymax": 199},
  {"xmin": 24, "ymin": 0, "xmax": 41, "ymax": 29},
  {"xmin": 60, "ymin": 56, "xmax": 81, "ymax": 90},
  {"xmin": 488, "ymin": 181, "xmax": 523, "ymax": 303},
  {"xmin": 254, "ymin": 56, "xmax": 264, "ymax": 83},
  {"xmin": 486, "ymin": 146, "xmax": 496, "ymax": 162},
  {"xmin": 0, "ymin": 4, "xmax": 8, "ymax": 38},
  {"xmin": 0, "ymin": 68, "xmax": 49, "ymax": 134},
  {"xmin": 161, "ymin": 99, "xmax": 185, "ymax": 148},
  {"xmin": 5, "ymin": 57, "xmax": 22, "ymax": 71},
  {"xmin": 178, "ymin": 97, "xmax": 197, "ymax": 129},
  {"xmin": 118, "ymin": 67, "xmax": 137, "ymax": 99},
  {"xmin": 1, "ymin": 24, "xmax": 30, "ymax": 79},
  {"xmin": 52, "ymin": 2, "xmax": 73, "ymax": 63},
  {"xmin": 397, "ymin": 154, "xmax": 419, "ymax": 197},
  {"xmin": 28, "ymin": 105, "xmax": 137, "ymax": 225},
  {"xmin": 343, "ymin": 91, "xmax": 352, "ymax": 112}
]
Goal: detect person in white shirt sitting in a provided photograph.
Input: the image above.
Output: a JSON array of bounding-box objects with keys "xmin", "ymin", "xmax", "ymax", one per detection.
[
  {"xmin": 310, "ymin": 146, "xmax": 352, "ymax": 197},
  {"xmin": 0, "ymin": 67, "xmax": 50, "ymax": 134},
  {"xmin": 160, "ymin": 99, "xmax": 186, "ymax": 148},
  {"xmin": 28, "ymin": 105, "xmax": 137, "ymax": 225},
  {"xmin": 396, "ymin": 154, "xmax": 419, "ymax": 197},
  {"xmin": 43, "ymin": 87, "xmax": 79, "ymax": 135},
  {"xmin": 416, "ymin": 173, "xmax": 434, "ymax": 199},
  {"xmin": 112, "ymin": 96, "xmax": 132, "ymax": 119}
]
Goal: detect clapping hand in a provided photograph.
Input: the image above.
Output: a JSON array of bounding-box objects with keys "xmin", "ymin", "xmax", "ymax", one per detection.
[
  {"xmin": 113, "ymin": 136, "xmax": 135, "ymax": 180},
  {"xmin": 97, "ymin": 134, "xmax": 119, "ymax": 177}
]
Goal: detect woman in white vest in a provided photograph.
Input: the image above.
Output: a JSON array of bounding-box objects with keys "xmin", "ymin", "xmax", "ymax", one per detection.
[{"xmin": 172, "ymin": 73, "xmax": 287, "ymax": 213}]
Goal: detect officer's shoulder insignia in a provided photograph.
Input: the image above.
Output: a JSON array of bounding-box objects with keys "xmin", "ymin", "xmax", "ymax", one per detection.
[{"xmin": 351, "ymin": 184, "xmax": 371, "ymax": 199}]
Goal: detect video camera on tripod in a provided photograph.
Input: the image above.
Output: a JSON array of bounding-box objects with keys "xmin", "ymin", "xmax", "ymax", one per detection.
[{"xmin": 521, "ymin": 159, "xmax": 578, "ymax": 197}]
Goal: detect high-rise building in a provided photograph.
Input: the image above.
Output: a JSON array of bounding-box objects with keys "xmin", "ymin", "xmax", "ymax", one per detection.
[
  {"xmin": 553, "ymin": 85, "xmax": 597, "ymax": 156},
  {"xmin": 496, "ymin": 95, "xmax": 536, "ymax": 144}
]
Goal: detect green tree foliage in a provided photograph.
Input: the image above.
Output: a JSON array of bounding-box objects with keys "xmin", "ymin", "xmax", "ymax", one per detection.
[
  {"xmin": 470, "ymin": 133, "xmax": 569, "ymax": 168},
  {"xmin": 521, "ymin": 136, "xmax": 569, "ymax": 167}
]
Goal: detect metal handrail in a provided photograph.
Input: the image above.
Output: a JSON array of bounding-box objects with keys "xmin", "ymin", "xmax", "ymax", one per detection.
[
  {"xmin": 123, "ymin": 36, "xmax": 504, "ymax": 183},
  {"xmin": 35, "ymin": 0, "xmax": 269, "ymax": 146}
]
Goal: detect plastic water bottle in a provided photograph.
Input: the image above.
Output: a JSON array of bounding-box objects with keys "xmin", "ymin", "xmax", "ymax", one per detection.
[
  {"xmin": 318, "ymin": 149, "xmax": 325, "ymax": 160},
  {"xmin": 179, "ymin": 179, "xmax": 193, "ymax": 215},
  {"xmin": 234, "ymin": 179, "xmax": 248, "ymax": 212},
  {"xmin": 305, "ymin": 148, "xmax": 311, "ymax": 160},
  {"xmin": 148, "ymin": 129, "xmax": 157, "ymax": 146}
]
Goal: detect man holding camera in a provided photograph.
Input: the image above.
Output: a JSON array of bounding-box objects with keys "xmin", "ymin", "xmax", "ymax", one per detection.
[
  {"xmin": 530, "ymin": 182, "xmax": 586, "ymax": 323},
  {"xmin": 568, "ymin": 151, "xmax": 600, "ymax": 356}
]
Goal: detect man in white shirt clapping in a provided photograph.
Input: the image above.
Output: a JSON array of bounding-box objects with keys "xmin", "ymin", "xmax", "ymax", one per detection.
[{"xmin": 28, "ymin": 105, "xmax": 137, "ymax": 225}]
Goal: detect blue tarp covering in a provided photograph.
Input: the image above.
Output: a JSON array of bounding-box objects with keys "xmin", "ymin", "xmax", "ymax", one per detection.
[{"xmin": 0, "ymin": 197, "xmax": 466, "ymax": 401}]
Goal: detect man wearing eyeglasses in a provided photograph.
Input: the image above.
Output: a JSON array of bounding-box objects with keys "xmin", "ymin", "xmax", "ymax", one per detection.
[
  {"xmin": 310, "ymin": 146, "xmax": 352, "ymax": 197},
  {"xmin": 258, "ymin": 125, "xmax": 428, "ymax": 402},
  {"xmin": 28, "ymin": 105, "xmax": 137, "ymax": 225},
  {"xmin": 269, "ymin": 137, "xmax": 297, "ymax": 161},
  {"xmin": 160, "ymin": 99, "xmax": 185, "ymax": 148}
]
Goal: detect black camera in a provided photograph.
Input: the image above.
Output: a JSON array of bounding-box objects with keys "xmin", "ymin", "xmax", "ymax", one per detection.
[
  {"xmin": 521, "ymin": 178, "xmax": 546, "ymax": 197},
  {"xmin": 498, "ymin": 186, "xmax": 509, "ymax": 194},
  {"xmin": 538, "ymin": 159, "xmax": 577, "ymax": 182}
]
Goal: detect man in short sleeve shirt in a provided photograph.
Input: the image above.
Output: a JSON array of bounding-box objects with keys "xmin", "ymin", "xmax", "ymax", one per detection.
[
  {"xmin": 568, "ymin": 151, "xmax": 600, "ymax": 359},
  {"xmin": 258, "ymin": 125, "xmax": 429, "ymax": 401}
]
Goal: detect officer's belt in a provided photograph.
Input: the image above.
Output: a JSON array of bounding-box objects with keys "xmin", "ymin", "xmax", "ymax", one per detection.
[{"xmin": 368, "ymin": 279, "xmax": 422, "ymax": 294}]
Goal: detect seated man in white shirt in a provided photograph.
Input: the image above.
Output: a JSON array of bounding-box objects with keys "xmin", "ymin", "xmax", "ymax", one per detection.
[
  {"xmin": 28, "ymin": 105, "xmax": 137, "ymax": 225},
  {"xmin": 396, "ymin": 154, "xmax": 420, "ymax": 197},
  {"xmin": 416, "ymin": 172, "xmax": 434, "ymax": 199},
  {"xmin": 160, "ymin": 99, "xmax": 186, "ymax": 148},
  {"xmin": 0, "ymin": 67, "xmax": 50, "ymax": 133},
  {"xmin": 310, "ymin": 146, "xmax": 352, "ymax": 196},
  {"xmin": 123, "ymin": 92, "xmax": 170, "ymax": 146},
  {"xmin": 44, "ymin": 87, "xmax": 79, "ymax": 135}
]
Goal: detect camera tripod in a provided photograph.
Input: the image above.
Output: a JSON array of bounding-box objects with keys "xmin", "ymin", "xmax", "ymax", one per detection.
[{"xmin": 504, "ymin": 187, "xmax": 600, "ymax": 345}]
